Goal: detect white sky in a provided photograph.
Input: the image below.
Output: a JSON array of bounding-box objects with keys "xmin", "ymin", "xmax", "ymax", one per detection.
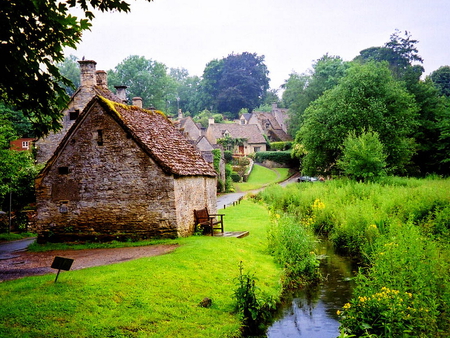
[{"xmin": 65, "ymin": 0, "xmax": 450, "ymax": 91}]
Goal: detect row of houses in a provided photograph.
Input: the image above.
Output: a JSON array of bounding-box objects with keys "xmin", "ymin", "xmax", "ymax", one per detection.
[
  {"xmin": 174, "ymin": 103, "xmax": 291, "ymax": 158},
  {"xmin": 17, "ymin": 60, "xmax": 291, "ymax": 243}
]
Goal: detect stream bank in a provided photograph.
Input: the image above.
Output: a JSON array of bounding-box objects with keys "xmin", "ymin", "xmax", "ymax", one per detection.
[{"xmin": 267, "ymin": 239, "xmax": 358, "ymax": 338}]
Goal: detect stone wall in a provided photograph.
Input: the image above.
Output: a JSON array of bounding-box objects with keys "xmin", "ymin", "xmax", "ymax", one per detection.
[
  {"xmin": 173, "ymin": 176, "xmax": 217, "ymax": 236},
  {"xmin": 36, "ymin": 86, "xmax": 98, "ymax": 164},
  {"xmin": 36, "ymin": 103, "xmax": 180, "ymax": 242}
]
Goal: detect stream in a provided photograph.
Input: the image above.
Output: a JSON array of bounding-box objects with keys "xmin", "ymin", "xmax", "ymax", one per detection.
[{"xmin": 266, "ymin": 240, "xmax": 358, "ymax": 338}]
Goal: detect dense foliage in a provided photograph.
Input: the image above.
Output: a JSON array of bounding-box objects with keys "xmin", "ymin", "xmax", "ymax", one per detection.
[
  {"xmin": 258, "ymin": 178, "xmax": 450, "ymax": 337},
  {"xmin": 298, "ymin": 61, "xmax": 417, "ymax": 175},
  {"xmin": 107, "ymin": 55, "xmax": 175, "ymax": 111},
  {"xmin": 0, "ymin": 0, "xmax": 152, "ymax": 137},
  {"xmin": 286, "ymin": 30, "xmax": 450, "ymax": 178},
  {"xmin": 0, "ymin": 111, "xmax": 39, "ymax": 222},
  {"xmin": 200, "ymin": 52, "xmax": 270, "ymax": 118}
]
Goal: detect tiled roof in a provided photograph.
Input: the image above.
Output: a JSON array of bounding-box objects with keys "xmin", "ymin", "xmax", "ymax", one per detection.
[
  {"xmin": 208, "ymin": 123, "xmax": 266, "ymax": 144},
  {"xmin": 98, "ymin": 97, "xmax": 216, "ymax": 177},
  {"xmin": 94, "ymin": 86, "xmax": 124, "ymax": 103}
]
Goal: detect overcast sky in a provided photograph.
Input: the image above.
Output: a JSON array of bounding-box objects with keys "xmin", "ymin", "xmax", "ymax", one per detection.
[{"xmin": 66, "ymin": 0, "xmax": 450, "ymax": 91}]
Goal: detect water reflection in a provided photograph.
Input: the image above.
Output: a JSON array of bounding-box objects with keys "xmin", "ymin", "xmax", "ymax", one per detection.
[{"xmin": 267, "ymin": 240, "xmax": 357, "ymax": 338}]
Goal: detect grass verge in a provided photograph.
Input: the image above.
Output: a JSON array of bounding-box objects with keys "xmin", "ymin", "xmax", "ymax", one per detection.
[
  {"xmin": 234, "ymin": 165, "xmax": 291, "ymax": 192},
  {"xmin": 0, "ymin": 200, "xmax": 282, "ymax": 338},
  {"xmin": 0, "ymin": 232, "xmax": 36, "ymax": 242}
]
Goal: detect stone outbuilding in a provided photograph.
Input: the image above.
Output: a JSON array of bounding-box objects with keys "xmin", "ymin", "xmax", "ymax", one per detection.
[
  {"xmin": 35, "ymin": 60, "xmax": 127, "ymax": 164},
  {"xmin": 35, "ymin": 95, "xmax": 217, "ymax": 243}
]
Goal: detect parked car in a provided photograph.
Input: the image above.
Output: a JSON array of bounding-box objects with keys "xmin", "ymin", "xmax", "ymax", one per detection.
[{"xmin": 297, "ymin": 176, "xmax": 318, "ymax": 182}]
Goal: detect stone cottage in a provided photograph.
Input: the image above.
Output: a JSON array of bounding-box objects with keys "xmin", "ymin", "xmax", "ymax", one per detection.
[
  {"xmin": 35, "ymin": 95, "xmax": 217, "ymax": 243},
  {"xmin": 239, "ymin": 103, "xmax": 292, "ymax": 142},
  {"xmin": 206, "ymin": 121, "xmax": 267, "ymax": 155},
  {"xmin": 36, "ymin": 60, "xmax": 127, "ymax": 164}
]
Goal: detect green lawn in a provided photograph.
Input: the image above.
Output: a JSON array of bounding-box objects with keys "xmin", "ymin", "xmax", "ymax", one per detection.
[
  {"xmin": 234, "ymin": 164, "xmax": 291, "ymax": 192},
  {"xmin": 0, "ymin": 200, "xmax": 282, "ymax": 338}
]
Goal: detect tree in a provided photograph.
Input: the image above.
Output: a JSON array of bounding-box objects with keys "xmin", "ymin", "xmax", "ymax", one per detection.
[
  {"xmin": 297, "ymin": 62, "xmax": 418, "ymax": 175},
  {"xmin": 169, "ymin": 68, "xmax": 203, "ymax": 116},
  {"xmin": 0, "ymin": 115, "xmax": 38, "ymax": 217},
  {"xmin": 430, "ymin": 66, "xmax": 450, "ymax": 97},
  {"xmin": 200, "ymin": 52, "xmax": 270, "ymax": 118},
  {"xmin": 57, "ymin": 55, "xmax": 81, "ymax": 96},
  {"xmin": 107, "ymin": 55, "xmax": 175, "ymax": 111},
  {"xmin": 282, "ymin": 55, "xmax": 349, "ymax": 136},
  {"xmin": 337, "ymin": 130, "xmax": 387, "ymax": 181},
  {"xmin": 0, "ymin": 0, "xmax": 152, "ymax": 137}
]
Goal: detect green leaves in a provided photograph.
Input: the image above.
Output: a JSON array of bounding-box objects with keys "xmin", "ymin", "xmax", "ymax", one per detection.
[
  {"xmin": 201, "ymin": 52, "xmax": 270, "ymax": 118},
  {"xmin": 337, "ymin": 130, "xmax": 387, "ymax": 182},
  {"xmin": 0, "ymin": 0, "xmax": 151, "ymax": 137},
  {"xmin": 297, "ymin": 62, "xmax": 418, "ymax": 175}
]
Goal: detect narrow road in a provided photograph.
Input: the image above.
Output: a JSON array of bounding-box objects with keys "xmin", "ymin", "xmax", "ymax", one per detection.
[
  {"xmin": 217, "ymin": 171, "xmax": 299, "ymax": 210},
  {"xmin": 0, "ymin": 237, "xmax": 36, "ymax": 260}
]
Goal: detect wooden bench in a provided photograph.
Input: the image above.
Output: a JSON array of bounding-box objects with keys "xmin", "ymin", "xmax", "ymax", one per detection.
[{"xmin": 194, "ymin": 207, "xmax": 225, "ymax": 236}]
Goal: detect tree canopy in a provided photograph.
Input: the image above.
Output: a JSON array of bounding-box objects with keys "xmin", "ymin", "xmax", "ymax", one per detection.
[
  {"xmin": 200, "ymin": 52, "xmax": 270, "ymax": 118},
  {"xmin": 0, "ymin": 0, "xmax": 152, "ymax": 137},
  {"xmin": 107, "ymin": 55, "xmax": 175, "ymax": 111},
  {"xmin": 430, "ymin": 66, "xmax": 450, "ymax": 97},
  {"xmin": 282, "ymin": 54, "xmax": 348, "ymax": 136},
  {"xmin": 297, "ymin": 62, "xmax": 418, "ymax": 175}
]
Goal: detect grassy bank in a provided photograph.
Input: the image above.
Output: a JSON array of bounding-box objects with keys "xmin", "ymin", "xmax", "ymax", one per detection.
[
  {"xmin": 0, "ymin": 200, "xmax": 283, "ymax": 337},
  {"xmin": 234, "ymin": 165, "xmax": 291, "ymax": 192},
  {"xmin": 258, "ymin": 177, "xmax": 450, "ymax": 337}
]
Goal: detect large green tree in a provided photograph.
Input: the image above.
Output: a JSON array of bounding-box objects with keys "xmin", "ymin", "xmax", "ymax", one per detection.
[
  {"xmin": 282, "ymin": 55, "xmax": 349, "ymax": 136},
  {"xmin": 107, "ymin": 55, "xmax": 175, "ymax": 111},
  {"xmin": 169, "ymin": 68, "xmax": 203, "ymax": 116},
  {"xmin": 200, "ymin": 52, "xmax": 270, "ymax": 118},
  {"xmin": 297, "ymin": 62, "xmax": 418, "ymax": 175},
  {"xmin": 0, "ymin": 113, "xmax": 38, "ymax": 216},
  {"xmin": 0, "ymin": 0, "xmax": 152, "ymax": 137},
  {"xmin": 354, "ymin": 30, "xmax": 423, "ymax": 80},
  {"xmin": 430, "ymin": 66, "xmax": 450, "ymax": 97}
]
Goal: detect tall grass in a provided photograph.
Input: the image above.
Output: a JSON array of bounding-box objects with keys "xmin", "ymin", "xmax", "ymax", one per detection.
[
  {"xmin": 258, "ymin": 177, "xmax": 450, "ymax": 336},
  {"xmin": 0, "ymin": 200, "xmax": 283, "ymax": 338}
]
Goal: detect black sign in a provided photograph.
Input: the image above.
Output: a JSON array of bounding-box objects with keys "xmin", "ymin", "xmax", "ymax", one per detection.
[{"xmin": 51, "ymin": 256, "xmax": 74, "ymax": 271}]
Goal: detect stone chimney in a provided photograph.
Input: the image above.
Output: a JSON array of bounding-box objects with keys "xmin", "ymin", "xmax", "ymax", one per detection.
[
  {"xmin": 132, "ymin": 97, "xmax": 143, "ymax": 108},
  {"xmin": 208, "ymin": 118, "xmax": 215, "ymax": 125},
  {"xmin": 272, "ymin": 102, "xmax": 278, "ymax": 111},
  {"xmin": 178, "ymin": 109, "xmax": 183, "ymax": 119},
  {"xmin": 96, "ymin": 70, "xmax": 107, "ymax": 88},
  {"xmin": 78, "ymin": 60, "xmax": 97, "ymax": 87},
  {"xmin": 114, "ymin": 85, "xmax": 128, "ymax": 103}
]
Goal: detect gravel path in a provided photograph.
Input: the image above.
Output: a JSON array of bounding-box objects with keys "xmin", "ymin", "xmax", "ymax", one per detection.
[{"xmin": 0, "ymin": 244, "xmax": 178, "ymax": 282}]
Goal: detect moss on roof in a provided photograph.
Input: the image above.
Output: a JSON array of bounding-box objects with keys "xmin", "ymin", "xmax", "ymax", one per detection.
[{"xmin": 98, "ymin": 96, "xmax": 217, "ymax": 177}]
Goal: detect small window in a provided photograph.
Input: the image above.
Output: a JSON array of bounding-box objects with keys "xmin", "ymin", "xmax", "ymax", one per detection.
[
  {"xmin": 22, "ymin": 141, "xmax": 29, "ymax": 149},
  {"xmin": 97, "ymin": 130, "xmax": 103, "ymax": 146},
  {"xmin": 58, "ymin": 167, "xmax": 69, "ymax": 175},
  {"xmin": 69, "ymin": 110, "xmax": 79, "ymax": 120},
  {"xmin": 254, "ymin": 147, "xmax": 261, "ymax": 153}
]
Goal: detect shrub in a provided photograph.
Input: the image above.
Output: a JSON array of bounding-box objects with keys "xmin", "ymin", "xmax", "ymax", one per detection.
[
  {"xmin": 230, "ymin": 172, "xmax": 241, "ymax": 183},
  {"xmin": 269, "ymin": 141, "xmax": 293, "ymax": 151},
  {"xmin": 254, "ymin": 151, "xmax": 294, "ymax": 165},
  {"xmin": 339, "ymin": 223, "xmax": 450, "ymax": 337},
  {"xmin": 233, "ymin": 262, "xmax": 275, "ymax": 336},
  {"xmin": 224, "ymin": 150, "xmax": 233, "ymax": 163},
  {"xmin": 267, "ymin": 213, "xmax": 320, "ymax": 287}
]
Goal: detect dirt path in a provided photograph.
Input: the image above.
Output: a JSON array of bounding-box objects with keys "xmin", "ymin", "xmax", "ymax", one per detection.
[{"xmin": 0, "ymin": 244, "xmax": 178, "ymax": 282}]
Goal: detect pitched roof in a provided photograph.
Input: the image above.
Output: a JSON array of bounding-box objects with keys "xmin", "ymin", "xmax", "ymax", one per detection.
[
  {"xmin": 208, "ymin": 123, "xmax": 266, "ymax": 144},
  {"xmin": 100, "ymin": 97, "xmax": 217, "ymax": 177},
  {"xmin": 39, "ymin": 96, "xmax": 217, "ymax": 180}
]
